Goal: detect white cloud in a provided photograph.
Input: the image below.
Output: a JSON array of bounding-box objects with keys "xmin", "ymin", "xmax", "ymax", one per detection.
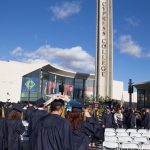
[
  {"xmin": 10, "ymin": 46, "xmax": 23, "ymax": 56},
  {"xmin": 125, "ymin": 16, "xmax": 140, "ymax": 27},
  {"xmin": 50, "ymin": 1, "xmax": 81, "ymax": 20},
  {"xmin": 115, "ymin": 35, "xmax": 143, "ymax": 58},
  {"xmin": 10, "ymin": 45, "xmax": 95, "ymax": 73}
]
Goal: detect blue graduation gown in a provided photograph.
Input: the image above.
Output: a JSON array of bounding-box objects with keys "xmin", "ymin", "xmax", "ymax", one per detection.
[
  {"xmin": 72, "ymin": 117, "xmax": 102, "ymax": 150},
  {"xmin": 102, "ymin": 113, "xmax": 114, "ymax": 128},
  {"xmin": 142, "ymin": 112, "xmax": 150, "ymax": 129},
  {"xmin": 7, "ymin": 119, "xmax": 25, "ymax": 150},
  {"xmin": 0, "ymin": 118, "xmax": 7, "ymax": 150},
  {"xmin": 34, "ymin": 114, "xmax": 73, "ymax": 150}
]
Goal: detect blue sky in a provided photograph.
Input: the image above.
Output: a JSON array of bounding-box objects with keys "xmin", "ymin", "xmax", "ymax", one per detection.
[{"xmin": 0, "ymin": 0, "xmax": 150, "ymax": 90}]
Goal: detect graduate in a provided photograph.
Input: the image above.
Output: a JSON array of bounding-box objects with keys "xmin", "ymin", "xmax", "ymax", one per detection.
[
  {"xmin": 0, "ymin": 102, "xmax": 7, "ymax": 150},
  {"xmin": 26, "ymin": 99, "xmax": 48, "ymax": 150},
  {"xmin": 127, "ymin": 108, "xmax": 136, "ymax": 129},
  {"xmin": 102, "ymin": 107, "xmax": 115, "ymax": 128},
  {"xmin": 33, "ymin": 95, "xmax": 73, "ymax": 150},
  {"xmin": 66, "ymin": 103, "xmax": 102, "ymax": 150},
  {"xmin": 7, "ymin": 103, "xmax": 25, "ymax": 150},
  {"xmin": 142, "ymin": 108, "xmax": 150, "ymax": 129}
]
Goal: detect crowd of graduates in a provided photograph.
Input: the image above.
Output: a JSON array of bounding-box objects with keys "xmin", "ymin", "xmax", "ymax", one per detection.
[
  {"xmin": 0, "ymin": 95, "xmax": 103, "ymax": 150},
  {"xmin": 101, "ymin": 106, "xmax": 150, "ymax": 130},
  {"xmin": 0, "ymin": 95, "xmax": 150, "ymax": 150}
]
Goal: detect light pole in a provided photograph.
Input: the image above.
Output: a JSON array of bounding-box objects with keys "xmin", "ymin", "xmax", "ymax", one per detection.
[{"xmin": 128, "ymin": 79, "xmax": 134, "ymax": 107}]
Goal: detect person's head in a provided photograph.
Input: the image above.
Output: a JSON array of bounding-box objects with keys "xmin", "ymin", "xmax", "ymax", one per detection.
[
  {"xmin": 8, "ymin": 110, "xmax": 22, "ymax": 121},
  {"xmin": 66, "ymin": 103, "xmax": 84, "ymax": 129},
  {"xmin": 66, "ymin": 112, "xmax": 84, "ymax": 129},
  {"xmin": 50, "ymin": 99, "xmax": 65, "ymax": 116},
  {"xmin": 106, "ymin": 107, "xmax": 111, "ymax": 114},
  {"xmin": 145, "ymin": 108, "xmax": 149, "ymax": 113},
  {"xmin": 8, "ymin": 103, "xmax": 23, "ymax": 121},
  {"xmin": 118, "ymin": 108, "xmax": 122, "ymax": 113}
]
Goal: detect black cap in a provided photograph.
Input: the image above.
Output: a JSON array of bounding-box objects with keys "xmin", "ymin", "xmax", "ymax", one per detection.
[
  {"xmin": 71, "ymin": 103, "xmax": 83, "ymax": 113},
  {"xmin": 0, "ymin": 102, "xmax": 4, "ymax": 108},
  {"xmin": 84, "ymin": 102, "xmax": 93, "ymax": 108},
  {"xmin": 12, "ymin": 103, "xmax": 23, "ymax": 112},
  {"xmin": 51, "ymin": 99, "xmax": 65, "ymax": 107},
  {"xmin": 35, "ymin": 98, "xmax": 45, "ymax": 107}
]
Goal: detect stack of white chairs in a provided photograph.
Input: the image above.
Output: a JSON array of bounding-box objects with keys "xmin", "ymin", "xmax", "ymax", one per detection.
[{"xmin": 103, "ymin": 128, "xmax": 150, "ymax": 150}]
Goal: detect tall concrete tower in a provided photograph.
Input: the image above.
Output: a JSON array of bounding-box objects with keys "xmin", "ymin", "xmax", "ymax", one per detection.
[{"xmin": 95, "ymin": 0, "xmax": 113, "ymax": 99}]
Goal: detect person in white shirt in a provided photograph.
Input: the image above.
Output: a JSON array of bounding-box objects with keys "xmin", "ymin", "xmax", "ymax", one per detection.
[{"xmin": 114, "ymin": 108, "xmax": 124, "ymax": 128}]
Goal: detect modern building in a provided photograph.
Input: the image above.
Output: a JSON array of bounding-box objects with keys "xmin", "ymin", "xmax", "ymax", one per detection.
[
  {"xmin": 134, "ymin": 81, "xmax": 150, "ymax": 109},
  {"xmin": 0, "ymin": 60, "xmax": 136, "ymax": 106}
]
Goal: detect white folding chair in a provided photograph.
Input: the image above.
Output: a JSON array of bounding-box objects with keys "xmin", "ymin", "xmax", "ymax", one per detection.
[
  {"xmin": 117, "ymin": 132, "xmax": 129, "ymax": 137},
  {"xmin": 116, "ymin": 128, "xmax": 126, "ymax": 133},
  {"xmin": 105, "ymin": 128, "xmax": 115, "ymax": 132},
  {"xmin": 138, "ymin": 129, "xmax": 148, "ymax": 134},
  {"xmin": 103, "ymin": 141, "xmax": 119, "ymax": 150},
  {"xmin": 126, "ymin": 129, "xmax": 137, "ymax": 133},
  {"xmin": 105, "ymin": 136, "xmax": 118, "ymax": 142},
  {"xmin": 105, "ymin": 131, "xmax": 116, "ymax": 137},
  {"xmin": 120, "ymin": 143, "xmax": 139, "ymax": 150},
  {"xmin": 133, "ymin": 137, "xmax": 148, "ymax": 144},
  {"xmin": 117, "ymin": 136, "xmax": 132, "ymax": 143},
  {"xmin": 130, "ymin": 132, "xmax": 142, "ymax": 138},
  {"xmin": 141, "ymin": 143, "xmax": 150, "ymax": 150},
  {"xmin": 142, "ymin": 132, "xmax": 150, "ymax": 138}
]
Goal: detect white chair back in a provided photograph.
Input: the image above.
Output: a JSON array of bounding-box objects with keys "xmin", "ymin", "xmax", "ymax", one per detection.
[
  {"xmin": 117, "ymin": 132, "xmax": 129, "ymax": 137},
  {"xmin": 126, "ymin": 129, "xmax": 137, "ymax": 133},
  {"xmin": 117, "ymin": 136, "xmax": 132, "ymax": 143},
  {"xmin": 142, "ymin": 132, "xmax": 150, "ymax": 138},
  {"xmin": 116, "ymin": 128, "xmax": 126, "ymax": 133},
  {"xmin": 121, "ymin": 143, "xmax": 139, "ymax": 149},
  {"xmin": 130, "ymin": 132, "xmax": 141, "ymax": 138},
  {"xmin": 141, "ymin": 143, "xmax": 150, "ymax": 150},
  {"xmin": 133, "ymin": 137, "xmax": 148, "ymax": 143},
  {"xmin": 103, "ymin": 141, "xmax": 119, "ymax": 149},
  {"xmin": 138, "ymin": 129, "xmax": 148, "ymax": 134},
  {"xmin": 105, "ymin": 136, "xmax": 118, "ymax": 142},
  {"xmin": 105, "ymin": 128, "xmax": 115, "ymax": 132},
  {"xmin": 105, "ymin": 131, "xmax": 116, "ymax": 136}
]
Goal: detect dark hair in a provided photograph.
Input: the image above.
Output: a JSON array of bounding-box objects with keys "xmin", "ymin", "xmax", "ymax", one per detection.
[
  {"xmin": 8, "ymin": 110, "xmax": 22, "ymax": 121},
  {"xmin": 66, "ymin": 112, "xmax": 84, "ymax": 129},
  {"xmin": 51, "ymin": 105, "xmax": 64, "ymax": 112}
]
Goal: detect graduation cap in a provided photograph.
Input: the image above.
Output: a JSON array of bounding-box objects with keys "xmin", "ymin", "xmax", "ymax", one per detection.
[
  {"xmin": 35, "ymin": 98, "xmax": 45, "ymax": 108},
  {"xmin": 44, "ymin": 94, "xmax": 71, "ymax": 108},
  {"xmin": 71, "ymin": 103, "xmax": 83, "ymax": 113},
  {"xmin": 0, "ymin": 102, "xmax": 4, "ymax": 108},
  {"xmin": 12, "ymin": 103, "xmax": 24, "ymax": 112},
  {"xmin": 84, "ymin": 102, "xmax": 93, "ymax": 108}
]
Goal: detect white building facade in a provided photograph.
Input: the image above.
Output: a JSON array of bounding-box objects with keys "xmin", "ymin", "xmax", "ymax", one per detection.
[{"xmin": 0, "ymin": 60, "xmax": 137, "ymax": 105}]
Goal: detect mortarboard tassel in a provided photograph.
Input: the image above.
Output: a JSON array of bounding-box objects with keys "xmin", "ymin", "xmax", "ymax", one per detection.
[{"xmin": 2, "ymin": 107, "xmax": 5, "ymax": 118}]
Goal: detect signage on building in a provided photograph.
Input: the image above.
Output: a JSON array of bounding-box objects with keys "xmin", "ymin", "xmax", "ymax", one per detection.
[
  {"xmin": 100, "ymin": 0, "xmax": 108, "ymax": 77},
  {"xmin": 25, "ymin": 79, "xmax": 35, "ymax": 90}
]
